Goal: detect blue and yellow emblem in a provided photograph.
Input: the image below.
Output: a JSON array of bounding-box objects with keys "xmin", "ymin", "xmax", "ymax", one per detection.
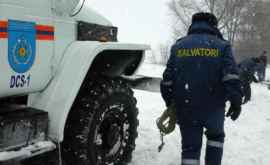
[{"xmin": 8, "ymin": 20, "xmax": 36, "ymax": 73}]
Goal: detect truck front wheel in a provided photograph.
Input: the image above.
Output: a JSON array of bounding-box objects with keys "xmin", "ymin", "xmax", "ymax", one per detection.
[{"xmin": 62, "ymin": 78, "xmax": 139, "ymax": 165}]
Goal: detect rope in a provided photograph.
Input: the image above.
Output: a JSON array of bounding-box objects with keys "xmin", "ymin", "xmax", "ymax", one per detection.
[{"xmin": 158, "ymin": 130, "xmax": 165, "ymax": 152}]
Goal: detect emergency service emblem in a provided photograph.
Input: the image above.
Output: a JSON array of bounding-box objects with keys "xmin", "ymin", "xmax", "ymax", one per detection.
[{"xmin": 8, "ymin": 20, "xmax": 36, "ymax": 73}]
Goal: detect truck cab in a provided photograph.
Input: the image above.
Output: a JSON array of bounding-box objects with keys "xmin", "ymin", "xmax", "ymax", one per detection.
[{"xmin": 0, "ymin": 0, "xmax": 149, "ymax": 164}]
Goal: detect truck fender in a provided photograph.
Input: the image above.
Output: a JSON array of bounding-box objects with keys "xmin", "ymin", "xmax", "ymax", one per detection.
[{"xmin": 28, "ymin": 41, "xmax": 150, "ymax": 141}]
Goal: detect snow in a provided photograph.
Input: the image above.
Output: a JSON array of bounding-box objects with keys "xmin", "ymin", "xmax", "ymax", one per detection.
[
  {"xmin": 131, "ymin": 64, "xmax": 270, "ymax": 165},
  {"xmin": 266, "ymin": 65, "xmax": 270, "ymax": 81},
  {"xmin": 1, "ymin": 63, "xmax": 269, "ymax": 164},
  {"xmin": 136, "ymin": 63, "xmax": 165, "ymax": 78}
]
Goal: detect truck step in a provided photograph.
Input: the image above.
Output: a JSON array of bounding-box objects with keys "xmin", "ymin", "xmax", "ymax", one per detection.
[
  {"xmin": 0, "ymin": 141, "xmax": 56, "ymax": 162},
  {"xmin": 0, "ymin": 106, "xmax": 49, "ymax": 152}
]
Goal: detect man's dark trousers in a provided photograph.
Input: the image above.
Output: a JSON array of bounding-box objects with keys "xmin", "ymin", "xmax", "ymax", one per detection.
[
  {"xmin": 242, "ymin": 82, "xmax": 251, "ymax": 103},
  {"xmin": 178, "ymin": 108, "xmax": 225, "ymax": 165}
]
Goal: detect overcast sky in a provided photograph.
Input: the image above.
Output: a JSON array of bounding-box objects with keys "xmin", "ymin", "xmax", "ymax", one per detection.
[{"xmin": 87, "ymin": 0, "xmax": 172, "ymax": 47}]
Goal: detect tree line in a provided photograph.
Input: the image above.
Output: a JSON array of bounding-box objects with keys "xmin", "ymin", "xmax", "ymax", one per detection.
[{"xmin": 151, "ymin": 0, "xmax": 270, "ymax": 65}]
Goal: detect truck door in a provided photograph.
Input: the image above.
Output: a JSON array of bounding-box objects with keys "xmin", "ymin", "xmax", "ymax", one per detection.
[{"xmin": 0, "ymin": 0, "xmax": 54, "ymax": 98}]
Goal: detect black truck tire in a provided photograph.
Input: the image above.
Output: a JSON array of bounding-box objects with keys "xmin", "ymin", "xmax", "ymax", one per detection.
[{"xmin": 62, "ymin": 78, "xmax": 139, "ymax": 165}]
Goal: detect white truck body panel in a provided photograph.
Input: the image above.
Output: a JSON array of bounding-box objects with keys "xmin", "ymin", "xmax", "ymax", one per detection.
[
  {"xmin": 74, "ymin": 5, "xmax": 113, "ymax": 26},
  {"xmin": 52, "ymin": 18, "xmax": 76, "ymax": 75},
  {"xmin": 28, "ymin": 42, "xmax": 150, "ymax": 141},
  {"xmin": 0, "ymin": 0, "xmax": 116, "ymax": 98},
  {"xmin": 0, "ymin": 1, "xmax": 54, "ymax": 97},
  {"xmin": 0, "ymin": 0, "xmax": 52, "ymax": 15},
  {"xmin": 53, "ymin": 0, "xmax": 80, "ymax": 16}
]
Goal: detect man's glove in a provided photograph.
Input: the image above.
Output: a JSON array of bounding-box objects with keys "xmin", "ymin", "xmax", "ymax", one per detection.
[
  {"xmin": 156, "ymin": 104, "xmax": 176, "ymax": 152},
  {"xmin": 156, "ymin": 104, "xmax": 176, "ymax": 135},
  {"xmin": 226, "ymin": 104, "xmax": 241, "ymax": 121}
]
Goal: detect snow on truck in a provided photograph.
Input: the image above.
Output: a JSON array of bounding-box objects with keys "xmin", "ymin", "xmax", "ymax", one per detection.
[{"xmin": 0, "ymin": 0, "xmax": 150, "ymax": 164}]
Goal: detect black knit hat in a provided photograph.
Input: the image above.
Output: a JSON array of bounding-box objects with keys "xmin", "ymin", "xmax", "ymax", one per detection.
[{"xmin": 192, "ymin": 12, "xmax": 218, "ymax": 27}]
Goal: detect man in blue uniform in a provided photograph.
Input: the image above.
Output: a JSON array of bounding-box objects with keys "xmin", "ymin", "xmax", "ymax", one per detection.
[
  {"xmin": 160, "ymin": 13, "xmax": 243, "ymax": 165},
  {"xmin": 238, "ymin": 57, "xmax": 261, "ymax": 103},
  {"xmin": 238, "ymin": 54, "xmax": 267, "ymax": 103}
]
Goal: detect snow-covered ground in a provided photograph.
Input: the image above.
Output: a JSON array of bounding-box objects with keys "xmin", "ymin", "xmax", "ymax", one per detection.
[
  {"xmin": 136, "ymin": 63, "xmax": 165, "ymax": 78},
  {"xmin": 131, "ymin": 64, "xmax": 270, "ymax": 165}
]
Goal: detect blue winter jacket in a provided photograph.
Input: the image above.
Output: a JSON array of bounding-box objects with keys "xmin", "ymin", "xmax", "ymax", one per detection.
[
  {"xmin": 161, "ymin": 22, "xmax": 242, "ymax": 110},
  {"xmin": 238, "ymin": 58, "xmax": 260, "ymax": 83}
]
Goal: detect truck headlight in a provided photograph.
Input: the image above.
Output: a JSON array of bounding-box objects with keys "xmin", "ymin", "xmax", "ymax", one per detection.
[{"xmin": 77, "ymin": 21, "xmax": 118, "ymax": 42}]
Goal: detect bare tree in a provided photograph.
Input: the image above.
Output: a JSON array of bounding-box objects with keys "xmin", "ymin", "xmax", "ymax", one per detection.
[
  {"xmin": 149, "ymin": 51, "xmax": 158, "ymax": 64},
  {"xmin": 159, "ymin": 43, "xmax": 171, "ymax": 65},
  {"xmin": 235, "ymin": 0, "xmax": 270, "ymax": 62},
  {"xmin": 166, "ymin": 0, "xmax": 270, "ymax": 62},
  {"xmin": 168, "ymin": 0, "xmax": 252, "ymax": 44},
  {"xmin": 150, "ymin": 43, "xmax": 171, "ymax": 65}
]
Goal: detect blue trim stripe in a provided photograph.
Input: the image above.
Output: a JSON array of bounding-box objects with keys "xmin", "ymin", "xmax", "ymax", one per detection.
[
  {"xmin": 0, "ymin": 28, "xmax": 7, "ymax": 32},
  {"xmin": 36, "ymin": 31, "xmax": 54, "ymax": 35}
]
